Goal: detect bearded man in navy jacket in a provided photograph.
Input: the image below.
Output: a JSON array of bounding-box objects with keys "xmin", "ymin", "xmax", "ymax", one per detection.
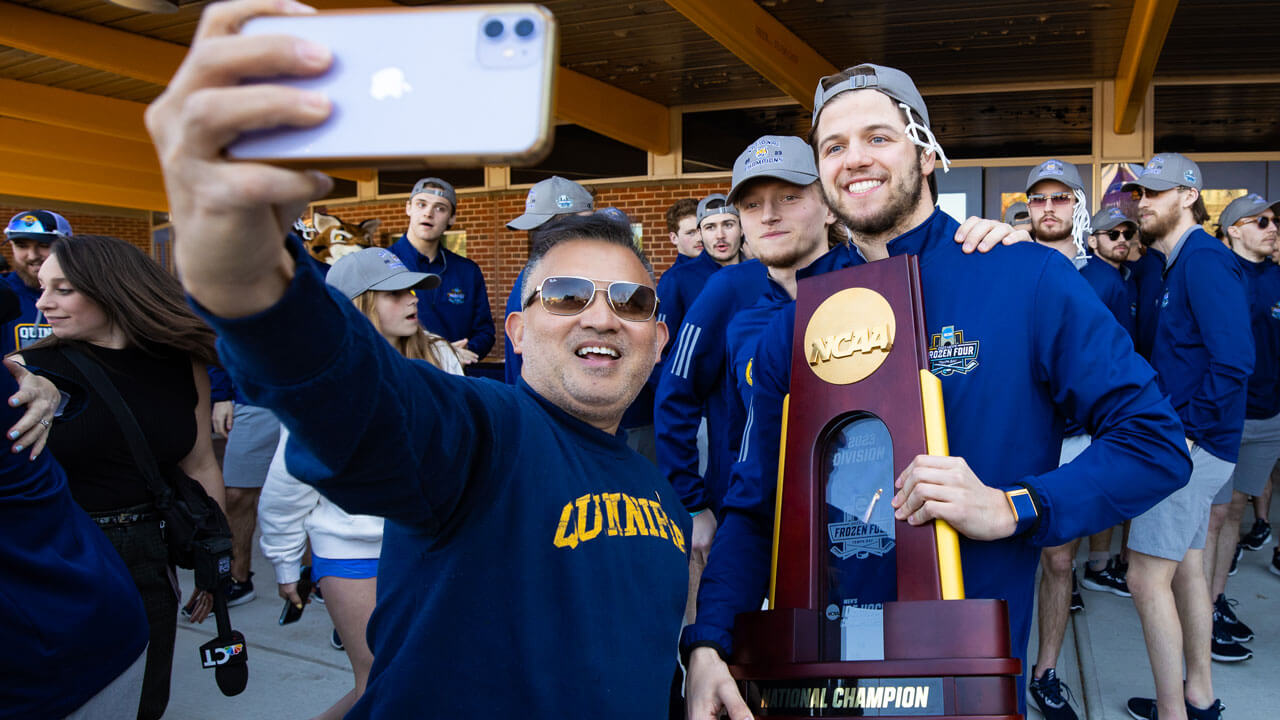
[
  {"xmin": 145, "ymin": 3, "xmax": 689, "ymax": 716},
  {"xmin": 683, "ymin": 63, "xmax": 1191, "ymax": 719}
]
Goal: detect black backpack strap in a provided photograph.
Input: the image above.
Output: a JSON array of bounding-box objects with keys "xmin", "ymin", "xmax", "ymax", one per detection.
[{"xmin": 61, "ymin": 345, "xmax": 172, "ymax": 505}]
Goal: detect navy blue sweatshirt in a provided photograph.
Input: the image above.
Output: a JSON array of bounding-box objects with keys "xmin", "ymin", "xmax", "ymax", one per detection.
[
  {"xmin": 683, "ymin": 209, "xmax": 1190, "ymax": 691},
  {"xmin": 1064, "ymin": 258, "xmax": 1140, "ymax": 437},
  {"xmin": 656, "ymin": 250, "xmax": 722, "ymax": 365},
  {"xmin": 1240, "ymin": 256, "xmax": 1280, "ymax": 419},
  {"xmin": 388, "ymin": 236, "xmax": 495, "ymax": 360},
  {"xmin": 1130, "ymin": 249, "xmax": 1166, "ymax": 361},
  {"xmin": 0, "ymin": 272, "xmax": 50, "ymax": 354},
  {"xmin": 1150, "ymin": 228, "xmax": 1254, "ymax": 461},
  {"xmin": 504, "ymin": 267, "xmax": 527, "ymax": 384},
  {"xmin": 195, "ymin": 246, "xmax": 689, "ymax": 718},
  {"xmin": 655, "ymin": 260, "xmax": 769, "ymax": 514},
  {"xmin": 0, "ymin": 370, "xmax": 148, "ymax": 718}
]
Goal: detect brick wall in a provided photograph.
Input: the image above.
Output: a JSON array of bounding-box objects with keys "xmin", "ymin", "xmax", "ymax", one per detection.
[
  {"xmin": 318, "ymin": 178, "xmax": 732, "ymax": 358},
  {"xmin": 0, "ymin": 204, "xmax": 152, "ymax": 271}
]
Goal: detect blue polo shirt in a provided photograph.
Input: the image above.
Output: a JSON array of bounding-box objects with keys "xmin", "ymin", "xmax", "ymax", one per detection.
[
  {"xmin": 1237, "ymin": 255, "xmax": 1280, "ymax": 420},
  {"xmin": 388, "ymin": 236, "xmax": 495, "ymax": 360},
  {"xmin": 1150, "ymin": 227, "xmax": 1254, "ymax": 461},
  {"xmin": 0, "ymin": 272, "xmax": 50, "ymax": 354},
  {"xmin": 683, "ymin": 209, "xmax": 1190, "ymax": 704},
  {"xmin": 654, "ymin": 260, "xmax": 768, "ymax": 514}
]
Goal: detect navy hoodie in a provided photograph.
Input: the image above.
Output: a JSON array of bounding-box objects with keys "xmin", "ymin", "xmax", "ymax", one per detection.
[
  {"xmin": 1149, "ymin": 228, "xmax": 1254, "ymax": 461},
  {"xmin": 654, "ymin": 260, "xmax": 769, "ymax": 514},
  {"xmin": 683, "ymin": 209, "xmax": 1190, "ymax": 697},
  {"xmin": 1239, "ymin": 255, "xmax": 1280, "ymax": 419},
  {"xmin": 388, "ymin": 236, "xmax": 495, "ymax": 360},
  {"xmin": 195, "ymin": 244, "xmax": 689, "ymax": 719}
]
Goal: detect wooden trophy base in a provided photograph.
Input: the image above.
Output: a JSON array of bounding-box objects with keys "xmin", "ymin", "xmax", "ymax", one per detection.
[{"xmin": 730, "ymin": 599, "xmax": 1020, "ymax": 718}]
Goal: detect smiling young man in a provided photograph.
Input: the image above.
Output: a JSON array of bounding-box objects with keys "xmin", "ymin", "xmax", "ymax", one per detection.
[
  {"xmin": 1120, "ymin": 154, "xmax": 1253, "ymax": 720},
  {"xmin": 682, "ymin": 64, "xmax": 1190, "ymax": 720},
  {"xmin": 2, "ymin": 210, "xmax": 70, "ymax": 354},
  {"xmin": 388, "ymin": 177, "xmax": 494, "ymax": 365},
  {"xmin": 144, "ymin": 4, "xmax": 688, "ymax": 715}
]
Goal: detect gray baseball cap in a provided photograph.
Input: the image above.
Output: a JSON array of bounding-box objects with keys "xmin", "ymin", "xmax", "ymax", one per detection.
[
  {"xmin": 1026, "ymin": 159, "xmax": 1085, "ymax": 194},
  {"xmin": 1091, "ymin": 206, "xmax": 1137, "ymax": 233},
  {"xmin": 326, "ymin": 247, "xmax": 440, "ymax": 300},
  {"xmin": 1122, "ymin": 153, "xmax": 1203, "ymax": 192},
  {"xmin": 507, "ymin": 176, "xmax": 594, "ymax": 230},
  {"xmin": 696, "ymin": 193, "xmax": 739, "ymax": 226},
  {"xmin": 1219, "ymin": 193, "xmax": 1279, "ymax": 231},
  {"xmin": 726, "ymin": 135, "xmax": 819, "ymax": 205},
  {"xmin": 1003, "ymin": 201, "xmax": 1030, "ymax": 225},
  {"xmin": 410, "ymin": 178, "xmax": 457, "ymax": 210},
  {"xmin": 812, "ymin": 63, "xmax": 931, "ymax": 128}
]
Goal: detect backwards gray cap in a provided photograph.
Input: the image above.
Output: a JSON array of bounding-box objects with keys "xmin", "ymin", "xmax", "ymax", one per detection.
[
  {"xmin": 811, "ymin": 63, "xmax": 950, "ymax": 173},
  {"xmin": 1026, "ymin": 159, "xmax": 1086, "ymax": 195},
  {"xmin": 410, "ymin": 178, "xmax": 457, "ymax": 210},
  {"xmin": 1122, "ymin": 153, "xmax": 1203, "ymax": 193},
  {"xmin": 726, "ymin": 135, "xmax": 818, "ymax": 205},
  {"xmin": 507, "ymin": 176, "xmax": 594, "ymax": 230},
  {"xmin": 1219, "ymin": 193, "xmax": 1279, "ymax": 231},
  {"xmin": 1003, "ymin": 201, "xmax": 1029, "ymax": 225},
  {"xmin": 1091, "ymin": 206, "xmax": 1137, "ymax": 233},
  {"xmin": 696, "ymin": 193, "xmax": 739, "ymax": 226},
  {"xmin": 326, "ymin": 247, "xmax": 440, "ymax": 300}
]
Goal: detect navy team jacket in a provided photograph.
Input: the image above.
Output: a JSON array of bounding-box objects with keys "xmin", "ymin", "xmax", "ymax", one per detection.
[
  {"xmin": 1149, "ymin": 228, "xmax": 1254, "ymax": 461},
  {"xmin": 1240, "ymin": 256, "xmax": 1280, "ymax": 420},
  {"xmin": 1130, "ymin": 248, "xmax": 1165, "ymax": 361},
  {"xmin": 682, "ymin": 209, "xmax": 1190, "ymax": 691},
  {"xmin": 194, "ymin": 242, "xmax": 689, "ymax": 719},
  {"xmin": 655, "ymin": 250, "xmax": 722, "ymax": 364},
  {"xmin": 388, "ymin": 236, "xmax": 496, "ymax": 360},
  {"xmin": 1064, "ymin": 257, "xmax": 1140, "ymax": 438},
  {"xmin": 655, "ymin": 260, "xmax": 769, "ymax": 514}
]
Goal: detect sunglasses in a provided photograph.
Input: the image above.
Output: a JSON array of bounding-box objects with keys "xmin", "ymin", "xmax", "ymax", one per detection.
[
  {"xmin": 523, "ymin": 275, "xmax": 658, "ymax": 322},
  {"xmin": 1095, "ymin": 228, "xmax": 1136, "ymax": 243},
  {"xmin": 1237, "ymin": 216, "xmax": 1277, "ymax": 230},
  {"xmin": 1026, "ymin": 192, "xmax": 1074, "ymax": 208}
]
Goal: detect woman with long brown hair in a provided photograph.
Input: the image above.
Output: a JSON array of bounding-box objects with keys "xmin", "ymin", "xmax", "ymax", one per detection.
[
  {"xmin": 15, "ymin": 233, "xmax": 224, "ymax": 720},
  {"xmin": 258, "ymin": 247, "xmax": 460, "ymax": 720}
]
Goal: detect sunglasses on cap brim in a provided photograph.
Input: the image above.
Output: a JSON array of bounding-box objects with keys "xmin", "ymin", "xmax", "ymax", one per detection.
[{"xmin": 522, "ymin": 275, "xmax": 658, "ymax": 322}]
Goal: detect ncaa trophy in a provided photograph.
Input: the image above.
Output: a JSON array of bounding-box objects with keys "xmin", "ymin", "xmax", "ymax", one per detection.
[{"xmin": 728, "ymin": 255, "xmax": 1020, "ymax": 718}]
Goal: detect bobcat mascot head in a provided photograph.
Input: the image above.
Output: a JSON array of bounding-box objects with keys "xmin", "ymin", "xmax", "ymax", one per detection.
[{"xmin": 305, "ymin": 211, "xmax": 383, "ymax": 264}]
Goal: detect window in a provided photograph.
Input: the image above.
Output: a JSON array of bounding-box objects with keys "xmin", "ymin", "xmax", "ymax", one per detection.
[{"xmin": 509, "ymin": 124, "xmax": 647, "ymax": 185}]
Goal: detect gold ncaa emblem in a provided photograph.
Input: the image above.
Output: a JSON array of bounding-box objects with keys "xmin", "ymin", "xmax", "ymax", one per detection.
[{"xmin": 803, "ymin": 287, "xmax": 896, "ymax": 385}]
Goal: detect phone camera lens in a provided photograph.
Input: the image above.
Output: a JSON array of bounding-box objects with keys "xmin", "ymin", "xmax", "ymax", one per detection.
[
  {"xmin": 514, "ymin": 18, "xmax": 535, "ymax": 38},
  {"xmin": 483, "ymin": 19, "xmax": 504, "ymax": 38}
]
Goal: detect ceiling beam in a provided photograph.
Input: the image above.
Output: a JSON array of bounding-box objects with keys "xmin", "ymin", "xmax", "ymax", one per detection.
[
  {"xmin": 665, "ymin": 0, "xmax": 837, "ymax": 110},
  {"xmin": 0, "ymin": 3, "xmax": 185, "ymax": 87},
  {"xmin": 0, "ymin": 78, "xmax": 150, "ymax": 143},
  {"xmin": 0, "ymin": 150, "xmax": 165, "ymax": 196},
  {"xmin": 1114, "ymin": 0, "xmax": 1179, "ymax": 134},
  {"xmin": 0, "ymin": 171, "xmax": 168, "ymax": 212},
  {"xmin": 0, "ymin": 118, "xmax": 161, "ymax": 174}
]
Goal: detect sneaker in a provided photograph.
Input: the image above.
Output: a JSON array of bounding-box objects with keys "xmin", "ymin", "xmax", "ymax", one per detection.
[
  {"xmin": 1081, "ymin": 557, "xmax": 1132, "ymax": 597},
  {"xmin": 1213, "ymin": 594, "xmax": 1253, "ymax": 642},
  {"xmin": 1210, "ymin": 625, "xmax": 1252, "ymax": 662},
  {"xmin": 1229, "ymin": 543, "xmax": 1242, "ymax": 576},
  {"xmin": 1027, "ymin": 667, "xmax": 1078, "ymax": 720},
  {"xmin": 1239, "ymin": 518, "xmax": 1271, "ymax": 550},
  {"xmin": 1126, "ymin": 697, "xmax": 1157, "ymax": 720},
  {"xmin": 1186, "ymin": 699, "xmax": 1225, "ymax": 720},
  {"xmin": 225, "ymin": 572, "xmax": 256, "ymax": 607},
  {"xmin": 1069, "ymin": 568, "xmax": 1084, "ymax": 613},
  {"xmin": 330, "ymin": 628, "xmax": 344, "ymax": 651}
]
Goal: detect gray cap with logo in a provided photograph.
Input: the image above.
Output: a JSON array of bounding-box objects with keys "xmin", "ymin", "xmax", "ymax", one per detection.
[
  {"xmin": 1091, "ymin": 206, "xmax": 1137, "ymax": 233},
  {"xmin": 726, "ymin": 135, "xmax": 819, "ymax": 205},
  {"xmin": 410, "ymin": 178, "xmax": 457, "ymax": 210},
  {"xmin": 1218, "ymin": 193, "xmax": 1279, "ymax": 231},
  {"xmin": 1003, "ymin": 201, "xmax": 1030, "ymax": 225},
  {"xmin": 696, "ymin": 193, "xmax": 739, "ymax": 226},
  {"xmin": 507, "ymin": 176, "xmax": 595, "ymax": 230},
  {"xmin": 812, "ymin": 63, "xmax": 931, "ymax": 128},
  {"xmin": 1122, "ymin": 153, "xmax": 1203, "ymax": 193},
  {"xmin": 1026, "ymin": 159, "xmax": 1086, "ymax": 194},
  {"xmin": 326, "ymin": 247, "xmax": 441, "ymax": 300}
]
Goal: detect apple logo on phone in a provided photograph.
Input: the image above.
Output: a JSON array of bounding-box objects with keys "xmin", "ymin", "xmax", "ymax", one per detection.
[{"xmin": 370, "ymin": 67, "xmax": 412, "ymax": 101}]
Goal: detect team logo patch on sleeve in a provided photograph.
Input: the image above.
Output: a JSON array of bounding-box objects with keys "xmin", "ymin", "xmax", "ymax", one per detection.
[
  {"xmin": 927, "ymin": 325, "xmax": 980, "ymax": 377},
  {"xmin": 745, "ymin": 358, "xmax": 753, "ymax": 387}
]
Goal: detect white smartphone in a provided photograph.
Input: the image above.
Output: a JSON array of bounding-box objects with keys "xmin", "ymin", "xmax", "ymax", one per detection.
[{"xmin": 227, "ymin": 5, "xmax": 557, "ymax": 169}]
